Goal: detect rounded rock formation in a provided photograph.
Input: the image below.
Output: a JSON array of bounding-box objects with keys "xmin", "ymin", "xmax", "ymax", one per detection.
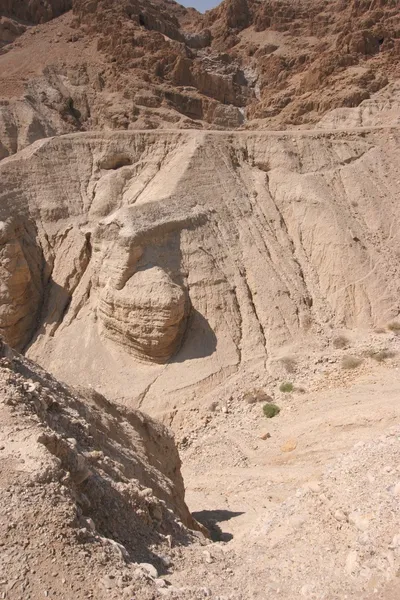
[{"xmin": 99, "ymin": 266, "xmax": 189, "ymax": 363}]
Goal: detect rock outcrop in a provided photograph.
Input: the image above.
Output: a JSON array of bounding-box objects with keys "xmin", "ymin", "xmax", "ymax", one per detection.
[
  {"xmin": 0, "ymin": 338, "xmax": 200, "ymax": 598},
  {"xmin": 0, "ymin": 0, "xmax": 398, "ymax": 155},
  {"xmin": 0, "ymin": 125, "xmax": 399, "ymax": 417},
  {"xmin": 0, "ymin": 0, "xmax": 72, "ymax": 24},
  {"xmin": 99, "ymin": 266, "xmax": 189, "ymax": 363},
  {"xmin": 0, "ymin": 218, "xmax": 44, "ymax": 350}
]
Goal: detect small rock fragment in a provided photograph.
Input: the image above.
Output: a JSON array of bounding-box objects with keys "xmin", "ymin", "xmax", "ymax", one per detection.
[
  {"xmin": 139, "ymin": 563, "xmax": 158, "ymax": 579},
  {"xmin": 281, "ymin": 439, "xmax": 297, "ymax": 452},
  {"xmin": 333, "ymin": 509, "xmax": 347, "ymax": 521},
  {"xmin": 307, "ymin": 481, "xmax": 321, "ymax": 493},
  {"xmin": 334, "ymin": 509, "xmax": 347, "ymax": 522}
]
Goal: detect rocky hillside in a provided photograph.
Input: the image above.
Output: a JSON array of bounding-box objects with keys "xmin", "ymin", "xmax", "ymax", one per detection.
[
  {"xmin": 0, "ymin": 122, "xmax": 399, "ymax": 419},
  {"xmin": 1, "ymin": 3, "xmax": 400, "ymax": 599},
  {"xmin": 0, "ymin": 0, "xmax": 399, "ymax": 157},
  {"xmin": 0, "ymin": 338, "xmax": 209, "ymax": 599}
]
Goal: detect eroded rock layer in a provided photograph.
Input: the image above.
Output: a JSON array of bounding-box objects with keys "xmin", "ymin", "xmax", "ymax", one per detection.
[
  {"xmin": 0, "ymin": 0, "xmax": 399, "ymax": 156},
  {"xmin": 98, "ymin": 266, "xmax": 189, "ymax": 363},
  {"xmin": 0, "ymin": 128, "xmax": 399, "ymax": 415},
  {"xmin": 0, "ymin": 338, "xmax": 201, "ymax": 599}
]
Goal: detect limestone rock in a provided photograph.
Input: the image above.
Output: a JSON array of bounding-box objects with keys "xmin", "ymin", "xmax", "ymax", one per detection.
[
  {"xmin": 0, "ymin": 219, "xmax": 43, "ymax": 350},
  {"xmin": 0, "ymin": 128, "xmax": 399, "ymax": 415},
  {"xmin": 0, "ymin": 0, "xmax": 72, "ymax": 24},
  {"xmin": 99, "ymin": 267, "xmax": 189, "ymax": 363},
  {"xmin": 0, "ymin": 339, "xmax": 202, "ymax": 598}
]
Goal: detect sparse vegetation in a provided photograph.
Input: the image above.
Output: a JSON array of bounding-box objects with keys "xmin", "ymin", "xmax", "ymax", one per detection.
[
  {"xmin": 263, "ymin": 403, "xmax": 280, "ymax": 419},
  {"xmin": 244, "ymin": 389, "xmax": 273, "ymax": 405},
  {"xmin": 363, "ymin": 349, "xmax": 396, "ymax": 362},
  {"xmin": 341, "ymin": 355, "xmax": 363, "ymax": 370},
  {"xmin": 387, "ymin": 321, "xmax": 400, "ymax": 333},
  {"xmin": 280, "ymin": 381, "xmax": 294, "ymax": 393},
  {"xmin": 333, "ymin": 335, "xmax": 349, "ymax": 349},
  {"xmin": 280, "ymin": 356, "xmax": 297, "ymax": 374}
]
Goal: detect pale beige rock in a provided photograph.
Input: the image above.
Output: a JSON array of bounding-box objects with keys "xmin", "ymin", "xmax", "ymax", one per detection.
[
  {"xmin": 0, "ymin": 128, "xmax": 398, "ymax": 413},
  {"xmin": 0, "ymin": 339, "xmax": 201, "ymax": 600},
  {"xmin": 281, "ymin": 439, "xmax": 297, "ymax": 453},
  {"xmin": 0, "ymin": 218, "xmax": 43, "ymax": 349},
  {"xmin": 99, "ymin": 266, "xmax": 189, "ymax": 363}
]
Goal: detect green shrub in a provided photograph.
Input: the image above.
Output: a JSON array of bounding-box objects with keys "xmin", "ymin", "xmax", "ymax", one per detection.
[
  {"xmin": 341, "ymin": 355, "xmax": 363, "ymax": 370},
  {"xmin": 263, "ymin": 403, "xmax": 280, "ymax": 419},
  {"xmin": 333, "ymin": 335, "xmax": 349, "ymax": 349},
  {"xmin": 279, "ymin": 381, "xmax": 293, "ymax": 393}
]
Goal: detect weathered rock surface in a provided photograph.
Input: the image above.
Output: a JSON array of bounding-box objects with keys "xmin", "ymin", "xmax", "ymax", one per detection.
[
  {"xmin": 0, "ymin": 0, "xmax": 72, "ymax": 24},
  {"xmin": 99, "ymin": 266, "xmax": 189, "ymax": 363},
  {"xmin": 0, "ymin": 0, "xmax": 399, "ymax": 156},
  {"xmin": 0, "ymin": 218, "xmax": 43, "ymax": 350},
  {"xmin": 0, "ymin": 338, "xmax": 201, "ymax": 599},
  {"xmin": 0, "ymin": 126, "xmax": 399, "ymax": 417}
]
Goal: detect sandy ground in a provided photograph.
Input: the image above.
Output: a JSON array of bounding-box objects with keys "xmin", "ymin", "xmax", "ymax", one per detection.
[{"xmin": 175, "ymin": 359, "xmax": 400, "ymax": 598}]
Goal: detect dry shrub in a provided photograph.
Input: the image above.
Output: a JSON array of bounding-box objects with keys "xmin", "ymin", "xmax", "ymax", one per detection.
[
  {"xmin": 387, "ymin": 322, "xmax": 400, "ymax": 334},
  {"xmin": 279, "ymin": 356, "xmax": 297, "ymax": 373},
  {"xmin": 333, "ymin": 335, "xmax": 349, "ymax": 349},
  {"xmin": 364, "ymin": 349, "xmax": 396, "ymax": 362},
  {"xmin": 244, "ymin": 389, "xmax": 273, "ymax": 405},
  {"xmin": 341, "ymin": 355, "xmax": 363, "ymax": 370}
]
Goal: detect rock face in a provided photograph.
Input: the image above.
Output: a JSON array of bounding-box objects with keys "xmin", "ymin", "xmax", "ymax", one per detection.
[
  {"xmin": 0, "ymin": 125, "xmax": 399, "ymax": 416},
  {"xmin": 0, "ymin": 0, "xmax": 398, "ymax": 156},
  {"xmin": 0, "ymin": 338, "xmax": 200, "ymax": 599},
  {"xmin": 0, "ymin": 0, "xmax": 72, "ymax": 24},
  {"xmin": 99, "ymin": 266, "xmax": 189, "ymax": 363},
  {"xmin": 0, "ymin": 219, "xmax": 43, "ymax": 350}
]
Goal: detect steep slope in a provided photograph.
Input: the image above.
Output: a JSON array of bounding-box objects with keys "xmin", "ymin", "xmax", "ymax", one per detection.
[
  {"xmin": 207, "ymin": 0, "xmax": 400, "ymax": 126},
  {"xmin": 0, "ymin": 0, "xmax": 399, "ymax": 158},
  {"xmin": 0, "ymin": 125, "xmax": 399, "ymax": 418},
  {"xmin": 0, "ymin": 338, "xmax": 207, "ymax": 599}
]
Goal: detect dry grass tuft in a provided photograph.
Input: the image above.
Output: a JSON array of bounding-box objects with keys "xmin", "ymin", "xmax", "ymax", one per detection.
[
  {"xmin": 341, "ymin": 355, "xmax": 363, "ymax": 370},
  {"xmin": 333, "ymin": 335, "xmax": 349, "ymax": 349},
  {"xmin": 363, "ymin": 349, "xmax": 396, "ymax": 363},
  {"xmin": 244, "ymin": 389, "xmax": 273, "ymax": 405},
  {"xmin": 279, "ymin": 356, "xmax": 297, "ymax": 374}
]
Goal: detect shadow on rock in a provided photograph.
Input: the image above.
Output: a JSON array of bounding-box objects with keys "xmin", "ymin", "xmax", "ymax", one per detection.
[
  {"xmin": 173, "ymin": 309, "xmax": 217, "ymax": 363},
  {"xmin": 192, "ymin": 509, "xmax": 244, "ymax": 542}
]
